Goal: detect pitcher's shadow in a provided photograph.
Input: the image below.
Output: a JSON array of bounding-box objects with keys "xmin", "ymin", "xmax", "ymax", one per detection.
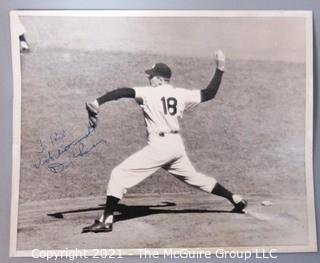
[{"xmin": 47, "ymin": 201, "xmax": 238, "ymax": 222}]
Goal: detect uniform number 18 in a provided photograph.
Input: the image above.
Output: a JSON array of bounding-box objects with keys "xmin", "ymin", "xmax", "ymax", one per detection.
[{"xmin": 161, "ymin": 97, "xmax": 177, "ymax": 115}]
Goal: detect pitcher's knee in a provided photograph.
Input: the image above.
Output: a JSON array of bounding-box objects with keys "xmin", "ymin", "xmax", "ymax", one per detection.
[
  {"xmin": 107, "ymin": 166, "xmax": 127, "ymax": 199},
  {"xmin": 109, "ymin": 165, "xmax": 126, "ymax": 180},
  {"xmin": 187, "ymin": 173, "xmax": 217, "ymax": 193}
]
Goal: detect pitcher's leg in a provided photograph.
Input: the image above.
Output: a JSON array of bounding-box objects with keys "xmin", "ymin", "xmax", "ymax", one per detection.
[
  {"xmin": 83, "ymin": 145, "xmax": 165, "ymax": 233},
  {"xmin": 107, "ymin": 147, "xmax": 160, "ymax": 199},
  {"xmin": 166, "ymin": 154, "xmax": 217, "ymax": 192},
  {"xmin": 167, "ymin": 154, "xmax": 247, "ymax": 212}
]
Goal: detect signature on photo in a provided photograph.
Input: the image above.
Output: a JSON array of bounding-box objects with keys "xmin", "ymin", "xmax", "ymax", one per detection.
[{"xmin": 33, "ymin": 127, "xmax": 107, "ymax": 174}]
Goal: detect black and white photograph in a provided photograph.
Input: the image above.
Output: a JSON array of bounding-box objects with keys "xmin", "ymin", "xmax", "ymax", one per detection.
[{"xmin": 9, "ymin": 10, "xmax": 315, "ymax": 256}]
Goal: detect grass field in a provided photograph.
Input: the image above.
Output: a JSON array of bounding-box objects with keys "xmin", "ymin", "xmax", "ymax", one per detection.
[{"xmin": 19, "ymin": 47, "xmax": 306, "ymax": 203}]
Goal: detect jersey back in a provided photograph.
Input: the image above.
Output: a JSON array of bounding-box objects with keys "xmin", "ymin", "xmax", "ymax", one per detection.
[{"xmin": 133, "ymin": 84, "xmax": 201, "ymax": 134}]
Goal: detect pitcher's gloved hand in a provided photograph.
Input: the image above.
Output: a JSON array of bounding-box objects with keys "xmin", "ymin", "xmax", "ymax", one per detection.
[{"xmin": 86, "ymin": 100, "xmax": 99, "ymax": 129}]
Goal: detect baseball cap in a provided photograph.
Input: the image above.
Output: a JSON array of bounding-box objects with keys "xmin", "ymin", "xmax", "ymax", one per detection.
[{"xmin": 145, "ymin": 63, "xmax": 172, "ymax": 79}]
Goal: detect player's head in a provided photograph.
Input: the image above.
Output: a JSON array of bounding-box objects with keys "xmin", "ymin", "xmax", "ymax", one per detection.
[{"xmin": 145, "ymin": 63, "xmax": 172, "ymax": 87}]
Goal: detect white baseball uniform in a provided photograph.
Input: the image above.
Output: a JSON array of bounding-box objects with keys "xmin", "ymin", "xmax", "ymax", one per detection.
[{"xmin": 106, "ymin": 84, "xmax": 217, "ymax": 199}]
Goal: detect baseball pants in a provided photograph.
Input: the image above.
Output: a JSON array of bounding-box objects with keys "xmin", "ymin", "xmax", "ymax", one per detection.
[{"xmin": 107, "ymin": 133, "xmax": 217, "ymax": 199}]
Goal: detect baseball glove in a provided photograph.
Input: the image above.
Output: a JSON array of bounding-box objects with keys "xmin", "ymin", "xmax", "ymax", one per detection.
[{"xmin": 86, "ymin": 101, "xmax": 99, "ymax": 129}]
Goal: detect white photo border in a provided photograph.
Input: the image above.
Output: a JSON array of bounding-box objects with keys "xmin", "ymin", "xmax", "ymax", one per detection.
[{"xmin": 9, "ymin": 10, "xmax": 316, "ymax": 257}]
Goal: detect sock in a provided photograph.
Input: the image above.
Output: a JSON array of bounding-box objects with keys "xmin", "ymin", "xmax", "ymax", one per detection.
[
  {"xmin": 99, "ymin": 214, "xmax": 113, "ymax": 224},
  {"xmin": 101, "ymin": 195, "xmax": 120, "ymax": 223},
  {"xmin": 211, "ymin": 183, "xmax": 234, "ymax": 204},
  {"xmin": 19, "ymin": 34, "xmax": 26, "ymax": 42}
]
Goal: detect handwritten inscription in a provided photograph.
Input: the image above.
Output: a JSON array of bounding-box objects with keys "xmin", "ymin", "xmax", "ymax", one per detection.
[{"xmin": 33, "ymin": 128, "xmax": 107, "ymax": 174}]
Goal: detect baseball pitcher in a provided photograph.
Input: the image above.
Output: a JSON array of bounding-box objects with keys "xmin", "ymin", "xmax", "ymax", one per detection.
[{"xmin": 83, "ymin": 50, "xmax": 247, "ymax": 233}]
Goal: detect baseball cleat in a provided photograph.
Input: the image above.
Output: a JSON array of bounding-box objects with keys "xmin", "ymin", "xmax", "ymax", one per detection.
[
  {"xmin": 82, "ymin": 219, "xmax": 113, "ymax": 233},
  {"xmin": 231, "ymin": 194, "xmax": 248, "ymax": 213},
  {"xmin": 20, "ymin": 41, "xmax": 30, "ymax": 52}
]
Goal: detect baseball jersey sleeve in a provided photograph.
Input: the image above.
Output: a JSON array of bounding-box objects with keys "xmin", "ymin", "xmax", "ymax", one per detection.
[
  {"xmin": 181, "ymin": 89, "xmax": 202, "ymax": 110},
  {"xmin": 133, "ymin": 87, "xmax": 150, "ymax": 105}
]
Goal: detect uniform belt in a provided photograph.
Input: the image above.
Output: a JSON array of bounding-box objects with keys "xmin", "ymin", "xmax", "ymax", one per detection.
[{"xmin": 158, "ymin": 131, "xmax": 179, "ymax": 137}]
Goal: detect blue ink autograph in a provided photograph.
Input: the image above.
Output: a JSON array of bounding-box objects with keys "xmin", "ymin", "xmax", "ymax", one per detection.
[
  {"xmin": 50, "ymin": 129, "xmax": 66, "ymax": 145},
  {"xmin": 35, "ymin": 130, "xmax": 67, "ymax": 154},
  {"xmin": 33, "ymin": 127, "xmax": 107, "ymax": 174}
]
